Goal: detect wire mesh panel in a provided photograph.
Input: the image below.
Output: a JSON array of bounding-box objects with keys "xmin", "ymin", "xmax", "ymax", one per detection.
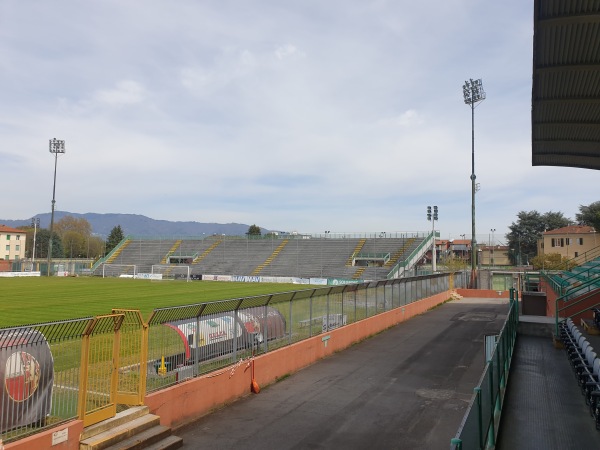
[
  {"xmin": 112, "ymin": 310, "xmax": 147, "ymax": 406},
  {"xmin": 0, "ymin": 318, "xmax": 92, "ymax": 443},
  {"xmin": 79, "ymin": 314, "xmax": 124, "ymax": 427}
]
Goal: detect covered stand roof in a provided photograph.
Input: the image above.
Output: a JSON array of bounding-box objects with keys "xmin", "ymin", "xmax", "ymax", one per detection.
[{"xmin": 532, "ymin": 0, "xmax": 600, "ymax": 170}]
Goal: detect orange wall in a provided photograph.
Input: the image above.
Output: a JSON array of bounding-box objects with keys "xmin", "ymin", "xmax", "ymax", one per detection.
[
  {"xmin": 4, "ymin": 421, "xmax": 83, "ymax": 450},
  {"xmin": 456, "ymin": 288, "xmax": 510, "ymax": 298},
  {"xmin": 542, "ymin": 278, "xmax": 600, "ymax": 323},
  {"xmin": 145, "ymin": 290, "xmax": 453, "ymax": 429}
]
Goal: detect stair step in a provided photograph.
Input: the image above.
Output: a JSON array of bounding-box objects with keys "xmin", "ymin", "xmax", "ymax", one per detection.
[
  {"xmin": 81, "ymin": 407, "xmax": 150, "ymax": 440},
  {"xmin": 80, "ymin": 414, "xmax": 161, "ymax": 450},
  {"xmin": 101, "ymin": 425, "xmax": 172, "ymax": 450},
  {"xmin": 142, "ymin": 435, "xmax": 184, "ymax": 450}
]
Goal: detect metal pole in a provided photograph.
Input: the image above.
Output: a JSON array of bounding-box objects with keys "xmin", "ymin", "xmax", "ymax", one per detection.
[
  {"xmin": 47, "ymin": 138, "xmax": 65, "ymax": 276},
  {"xmin": 463, "ymin": 79, "xmax": 485, "ymax": 288},
  {"xmin": 470, "ymin": 101, "xmax": 477, "ymax": 288}
]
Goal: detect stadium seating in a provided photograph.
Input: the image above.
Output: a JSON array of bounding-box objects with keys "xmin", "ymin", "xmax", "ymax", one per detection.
[{"xmin": 93, "ymin": 235, "xmax": 426, "ymax": 280}]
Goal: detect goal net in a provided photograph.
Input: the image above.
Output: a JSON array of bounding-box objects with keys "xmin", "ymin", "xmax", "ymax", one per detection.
[
  {"xmin": 151, "ymin": 265, "xmax": 191, "ymax": 282},
  {"xmin": 102, "ymin": 264, "xmax": 137, "ymax": 278}
]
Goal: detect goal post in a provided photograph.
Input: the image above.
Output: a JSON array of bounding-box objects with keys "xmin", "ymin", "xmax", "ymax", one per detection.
[
  {"xmin": 102, "ymin": 264, "xmax": 137, "ymax": 278},
  {"xmin": 151, "ymin": 265, "xmax": 191, "ymax": 282}
]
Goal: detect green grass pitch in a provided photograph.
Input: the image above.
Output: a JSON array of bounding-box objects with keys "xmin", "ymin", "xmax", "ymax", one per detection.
[{"xmin": 0, "ymin": 277, "xmax": 305, "ymax": 328}]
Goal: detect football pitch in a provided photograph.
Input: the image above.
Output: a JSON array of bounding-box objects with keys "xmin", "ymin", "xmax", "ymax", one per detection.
[{"xmin": 0, "ymin": 277, "xmax": 305, "ymax": 328}]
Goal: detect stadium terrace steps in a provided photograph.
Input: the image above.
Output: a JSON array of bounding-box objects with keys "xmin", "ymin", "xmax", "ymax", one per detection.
[
  {"xmin": 346, "ymin": 239, "xmax": 367, "ymax": 266},
  {"xmin": 192, "ymin": 238, "xmax": 222, "ymax": 264},
  {"xmin": 251, "ymin": 239, "xmax": 290, "ymax": 275},
  {"xmin": 105, "ymin": 239, "xmax": 131, "ymax": 264},
  {"xmin": 161, "ymin": 240, "xmax": 182, "ymax": 264},
  {"xmin": 79, "ymin": 406, "xmax": 183, "ymax": 450}
]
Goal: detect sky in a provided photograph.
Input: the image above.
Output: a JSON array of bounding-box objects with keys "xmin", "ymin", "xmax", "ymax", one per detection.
[{"xmin": 1, "ymin": 1, "xmax": 598, "ymax": 244}]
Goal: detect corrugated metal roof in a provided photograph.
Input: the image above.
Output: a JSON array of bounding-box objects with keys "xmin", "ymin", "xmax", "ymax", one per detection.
[{"xmin": 532, "ymin": 0, "xmax": 600, "ymax": 169}]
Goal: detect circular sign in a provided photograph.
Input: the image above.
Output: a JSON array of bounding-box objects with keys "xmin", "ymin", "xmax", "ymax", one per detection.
[{"xmin": 5, "ymin": 351, "xmax": 41, "ymax": 402}]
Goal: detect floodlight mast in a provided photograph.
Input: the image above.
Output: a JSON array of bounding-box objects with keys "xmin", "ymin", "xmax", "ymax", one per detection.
[
  {"xmin": 47, "ymin": 138, "xmax": 65, "ymax": 276},
  {"xmin": 463, "ymin": 78, "xmax": 485, "ymax": 288}
]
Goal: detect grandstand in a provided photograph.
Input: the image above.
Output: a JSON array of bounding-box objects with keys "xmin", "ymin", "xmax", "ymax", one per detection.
[{"xmin": 91, "ymin": 232, "xmax": 429, "ymax": 280}]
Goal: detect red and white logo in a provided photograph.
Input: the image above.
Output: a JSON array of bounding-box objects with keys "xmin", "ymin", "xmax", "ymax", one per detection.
[{"xmin": 4, "ymin": 351, "xmax": 41, "ymax": 402}]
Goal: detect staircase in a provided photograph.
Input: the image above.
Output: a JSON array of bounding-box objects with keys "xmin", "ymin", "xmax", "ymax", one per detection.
[
  {"xmin": 161, "ymin": 240, "xmax": 182, "ymax": 264},
  {"xmin": 79, "ymin": 406, "xmax": 182, "ymax": 450},
  {"xmin": 192, "ymin": 239, "xmax": 222, "ymax": 264},
  {"xmin": 384, "ymin": 237, "xmax": 416, "ymax": 267},
  {"xmin": 106, "ymin": 240, "xmax": 131, "ymax": 264},
  {"xmin": 352, "ymin": 266, "xmax": 367, "ymax": 280},
  {"xmin": 346, "ymin": 239, "xmax": 367, "ymax": 266},
  {"xmin": 251, "ymin": 239, "xmax": 290, "ymax": 275}
]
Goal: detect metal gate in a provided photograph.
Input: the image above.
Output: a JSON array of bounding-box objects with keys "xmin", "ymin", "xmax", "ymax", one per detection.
[{"xmin": 77, "ymin": 311, "xmax": 148, "ymax": 427}]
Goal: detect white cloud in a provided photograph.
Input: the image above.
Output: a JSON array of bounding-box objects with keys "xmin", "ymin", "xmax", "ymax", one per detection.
[{"xmin": 92, "ymin": 80, "xmax": 145, "ymax": 106}]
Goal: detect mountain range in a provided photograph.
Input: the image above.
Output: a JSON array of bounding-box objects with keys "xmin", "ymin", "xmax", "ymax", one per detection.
[{"xmin": 0, "ymin": 212, "xmax": 267, "ymax": 238}]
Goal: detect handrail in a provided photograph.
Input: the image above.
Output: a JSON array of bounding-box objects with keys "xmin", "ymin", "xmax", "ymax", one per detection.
[
  {"xmin": 554, "ymin": 276, "xmax": 600, "ymax": 335},
  {"xmin": 90, "ymin": 235, "xmax": 132, "ymax": 272},
  {"xmin": 450, "ymin": 288, "xmax": 519, "ymax": 449},
  {"xmin": 387, "ymin": 232, "xmax": 432, "ymax": 279}
]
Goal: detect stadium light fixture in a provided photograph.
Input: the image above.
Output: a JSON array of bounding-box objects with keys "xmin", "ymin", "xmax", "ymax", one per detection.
[
  {"xmin": 48, "ymin": 138, "xmax": 65, "ymax": 276},
  {"xmin": 463, "ymin": 78, "xmax": 485, "ymax": 288},
  {"xmin": 427, "ymin": 206, "xmax": 438, "ymax": 272}
]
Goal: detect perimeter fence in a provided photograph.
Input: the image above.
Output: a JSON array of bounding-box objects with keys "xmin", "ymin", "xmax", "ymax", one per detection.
[{"xmin": 0, "ymin": 271, "xmax": 466, "ymax": 443}]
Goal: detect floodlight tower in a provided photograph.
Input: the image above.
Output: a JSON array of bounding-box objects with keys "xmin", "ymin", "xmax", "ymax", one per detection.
[
  {"xmin": 427, "ymin": 206, "xmax": 438, "ymax": 272},
  {"xmin": 463, "ymin": 78, "xmax": 485, "ymax": 288},
  {"xmin": 48, "ymin": 138, "xmax": 65, "ymax": 276}
]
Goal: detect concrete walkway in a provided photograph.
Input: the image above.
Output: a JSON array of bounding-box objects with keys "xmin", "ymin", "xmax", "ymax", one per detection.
[
  {"xmin": 175, "ymin": 298, "xmax": 509, "ymax": 449},
  {"xmin": 496, "ymin": 333, "xmax": 600, "ymax": 449}
]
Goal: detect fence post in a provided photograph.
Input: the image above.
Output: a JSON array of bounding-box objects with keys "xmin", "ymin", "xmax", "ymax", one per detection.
[
  {"xmin": 487, "ymin": 359, "xmax": 496, "ymax": 448},
  {"xmin": 450, "ymin": 438, "xmax": 462, "ymax": 449},
  {"xmin": 475, "ymin": 387, "xmax": 483, "ymax": 449}
]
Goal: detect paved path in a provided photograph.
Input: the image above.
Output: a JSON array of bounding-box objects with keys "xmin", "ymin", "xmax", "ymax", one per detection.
[
  {"xmin": 176, "ymin": 298, "xmax": 509, "ymax": 449},
  {"xmin": 496, "ymin": 334, "xmax": 600, "ymax": 449}
]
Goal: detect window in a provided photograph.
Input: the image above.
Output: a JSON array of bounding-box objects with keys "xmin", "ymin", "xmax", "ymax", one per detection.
[
  {"xmin": 566, "ymin": 238, "xmax": 573, "ymax": 245},
  {"xmin": 5, "ymin": 245, "xmax": 9, "ymax": 251},
  {"xmin": 15, "ymin": 245, "xmax": 19, "ymax": 251},
  {"xmin": 551, "ymin": 238, "xmax": 564, "ymax": 247},
  {"xmin": 16, "ymin": 235, "xmax": 20, "ymax": 240},
  {"xmin": 5, "ymin": 235, "xmax": 10, "ymax": 240},
  {"xmin": 575, "ymin": 252, "xmax": 579, "ymax": 257},
  {"xmin": 14, "ymin": 255, "xmax": 19, "ymax": 261},
  {"xmin": 578, "ymin": 238, "xmax": 584, "ymax": 245}
]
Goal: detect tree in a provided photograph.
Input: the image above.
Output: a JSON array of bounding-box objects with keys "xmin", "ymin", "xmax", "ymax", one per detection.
[
  {"xmin": 54, "ymin": 216, "xmax": 92, "ymax": 238},
  {"xmin": 87, "ymin": 235, "xmax": 106, "ymax": 259},
  {"xmin": 506, "ymin": 210, "xmax": 572, "ymax": 264},
  {"xmin": 35, "ymin": 229, "xmax": 63, "ymax": 258},
  {"xmin": 531, "ymin": 253, "xmax": 576, "ymax": 271},
  {"xmin": 247, "ymin": 224, "xmax": 261, "ymax": 236},
  {"xmin": 576, "ymin": 201, "xmax": 600, "ymax": 231},
  {"xmin": 106, "ymin": 225, "xmax": 125, "ymax": 254},
  {"xmin": 54, "ymin": 216, "xmax": 93, "ymax": 258}
]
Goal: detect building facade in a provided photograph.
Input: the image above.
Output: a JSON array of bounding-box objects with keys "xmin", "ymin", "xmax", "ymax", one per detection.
[
  {"xmin": 0, "ymin": 225, "xmax": 26, "ymax": 262},
  {"xmin": 538, "ymin": 225, "xmax": 598, "ymax": 260}
]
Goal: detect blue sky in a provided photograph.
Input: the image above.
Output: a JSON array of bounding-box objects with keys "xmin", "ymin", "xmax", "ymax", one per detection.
[{"xmin": 1, "ymin": 1, "xmax": 598, "ymax": 244}]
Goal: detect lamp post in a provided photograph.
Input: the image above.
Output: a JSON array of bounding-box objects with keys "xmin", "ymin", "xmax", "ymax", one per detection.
[
  {"xmin": 31, "ymin": 217, "xmax": 40, "ymax": 271},
  {"xmin": 427, "ymin": 206, "xmax": 438, "ymax": 272},
  {"xmin": 48, "ymin": 138, "xmax": 65, "ymax": 276},
  {"xmin": 463, "ymin": 78, "xmax": 486, "ymax": 288},
  {"xmin": 490, "ymin": 228, "xmax": 496, "ymax": 267}
]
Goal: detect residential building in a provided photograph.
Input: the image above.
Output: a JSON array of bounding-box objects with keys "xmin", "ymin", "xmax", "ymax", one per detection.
[
  {"xmin": 538, "ymin": 225, "xmax": 598, "ymax": 259},
  {"xmin": 0, "ymin": 225, "xmax": 26, "ymax": 262}
]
